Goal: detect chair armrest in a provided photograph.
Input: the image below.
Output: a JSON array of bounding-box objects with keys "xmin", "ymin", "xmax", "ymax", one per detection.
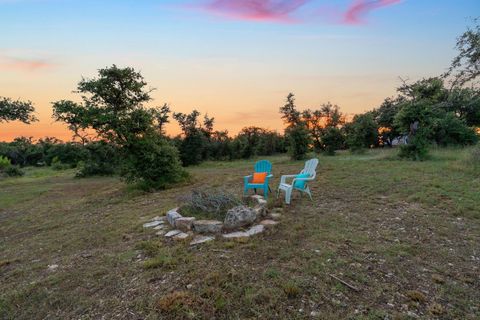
[
  {"xmin": 244, "ymin": 175, "xmax": 252, "ymax": 184},
  {"xmin": 280, "ymin": 174, "xmax": 296, "ymax": 184}
]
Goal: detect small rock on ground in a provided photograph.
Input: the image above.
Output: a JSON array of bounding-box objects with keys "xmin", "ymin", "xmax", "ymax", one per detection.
[
  {"xmin": 173, "ymin": 232, "xmax": 189, "ymax": 240},
  {"xmin": 153, "ymin": 224, "xmax": 165, "ymax": 230},
  {"xmin": 270, "ymin": 213, "xmax": 282, "ymax": 219},
  {"xmin": 143, "ymin": 221, "xmax": 163, "ymax": 228},
  {"xmin": 166, "ymin": 208, "xmax": 182, "ymax": 226},
  {"xmin": 155, "ymin": 230, "xmax": 165, "ymax": 236},
  {"xmin": 193, "ymin": 220, "xmax": 223, "ymax": 234},
  {"xmin": 223, "ymin": 231, "xmax": 250, "ymax": 239},
  {"xmin": 165, "ymin": 230, "xmax": 182, "ymax": 238},
  {"xmin": 260, "ymin": 219, "xmax": 278, "ymax": 226},
  {"xmin": 190, "ymin": 235, "xmax": 215, "ymax": 245},
  {"xmin": 246, "ymin": 225, "xmax": 264, "ymax": 236}
]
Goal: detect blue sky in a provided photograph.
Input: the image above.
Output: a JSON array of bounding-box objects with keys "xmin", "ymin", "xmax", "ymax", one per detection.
[{"xmin": 1, "ymin": 0, "xmax": 479, "ymax": 140}]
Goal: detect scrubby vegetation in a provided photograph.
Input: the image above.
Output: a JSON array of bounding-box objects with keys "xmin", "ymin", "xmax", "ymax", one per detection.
[{"xmin": 179, "ymin": 189, "xmax": 242, "ymax": 220}]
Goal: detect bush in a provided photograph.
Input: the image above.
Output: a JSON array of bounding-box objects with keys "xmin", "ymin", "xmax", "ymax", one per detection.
[
  {"xmin": 0, "ymin": 156, "xmax": 10, "ymax": 170},
  {"xmin": 286, "ymin": 124, "xmax": 310, "ymax": 160},
  {"xmin": 4, "ymin": 165, "xmax": 25, "ymax": 177},
  {"xmin": 398, "ymin": 129, "xmax": 430, "ymax": 161},
  {"xmin": 179, "ymin": 189, "xmax": 241, "ymax": 220},
  {"xmin": 51, "ymin": 156, "xmax": 70, "ymax": 170},
  {"xmin": 432, "ymin": 113, "xmax": 478, "ymax": 146},
  {"xmin": 76, "ymin": 142, "xmax": 119, "ymax": 177},
  {"xmin": 121, "ymin": 134, "xmax": 188, "ymax": 190},
  {"xmin": 322, "ymin": 127, "xmax": 345, "ymax": 156},
  {"xmin": 471, "ymin": 145, "xmax": 480, "ymax": 171}
]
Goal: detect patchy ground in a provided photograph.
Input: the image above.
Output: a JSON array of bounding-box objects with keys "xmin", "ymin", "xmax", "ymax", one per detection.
[{"xmin": 0, "ymin": 148, "xmax": 479, "ymax": 319}]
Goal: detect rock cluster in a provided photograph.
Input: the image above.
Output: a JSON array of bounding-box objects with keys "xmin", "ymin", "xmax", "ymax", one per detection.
[{"xmin": 142, "ymin": 195, "xmax": 283, "ymax": 245}]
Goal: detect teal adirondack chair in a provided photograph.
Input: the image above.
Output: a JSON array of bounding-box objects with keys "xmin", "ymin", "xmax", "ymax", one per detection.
[
  {"xmin": 277, "ymin": 158, "xmax": 319, "ymax": 204},
  {"xmin": 243, "ymin": 160, "xmax": 273, "ymax": 199}
]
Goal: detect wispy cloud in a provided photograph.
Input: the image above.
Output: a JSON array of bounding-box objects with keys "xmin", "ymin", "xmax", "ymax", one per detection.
[
  {"xmin": 197, "ymin": 0, "xmax": 310, "ymax": 23},
  {"xmin": 0, "ymin": 55, "xmax": 53, "ymax": 72},
  {"xmin": 343, "ymin": 0, "xmax": 402, "ymax": 25},
  {"xmin": 190, "ymin": 0, "xmax": 403, "ymax": 25}
]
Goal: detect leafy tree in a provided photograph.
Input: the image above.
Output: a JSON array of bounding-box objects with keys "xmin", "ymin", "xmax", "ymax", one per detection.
[
  {"xmin": 372, "ymin": 97, "xmax": 404, "ymax": 146},
  {"xmin": 346, "ymin": 113, "xmax": 378, "ymax": 152},
  {"xmin": 173, "ymin": 110, "xmax": 208, "ymax": 166},
  {"xmin": 279, "ymin": 93, "xmax": 310, "ymax": 160},
  {"xmin": 52, "ymin": 65, "xmax": 187, "ymax": 187},
  {"xmin": 445, "ymin": 19, "xmax": 480, "ymax": 87},
  {"xmin": 321, "ymin": 127, "xmax": 344, "ymax": 156},
  {"xmin": 0, "ymin": 97, "xmax": 37, "ymax": 124}
]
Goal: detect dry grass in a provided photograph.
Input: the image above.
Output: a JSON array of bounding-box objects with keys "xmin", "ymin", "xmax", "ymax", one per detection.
[{"xmin": 0, "ymin": 147, "xmax": 479, "ymax": 319}]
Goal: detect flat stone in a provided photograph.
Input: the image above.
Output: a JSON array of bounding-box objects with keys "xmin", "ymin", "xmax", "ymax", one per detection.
[
  {"xmin": 260, "ymin": 219, "xmax": 278, "ymax": 226},
  {"xmin": 47, "ymin": 264, "xmax": 59, "ymax": 271},
  {"xmin": 246, "ymin": 225, "xmax": 264, "ymax": 236},
  {"xmin": 173, "ymin": 232, "xmax": 189, "ymax": 240},
  {"xmin": 166, "ymin": 208, "xmax": 182, "ymax": 226},
  {"xmin": 153, "ymin": 224, "xmax": 165, "ymax": 230},
  {"xmin": 270, "ymin": 213, "xmax": 282, "ymax": 219},
  {"xmin": 143, "ymin": 221, "xmax": 163, "ymax": 228},
  {"xmin": 224, "ymin": 206, "xmax": 256, "ymax": 230},
  {"xmin": 193, "ymin": 220, "xmax": 223, "ymax": 234},
  {"xmin": 257, "ymin": 199, "xmax": 267, "ymax": 206},
  {"xmin": 175, "ymin": 217, "xmax": 196, "ymax": 232},
  {"xmin": 190, "ymin": 235, "xmax": 215, "ymax": 245},
  {"xmin": 165, "ymin": 230, "xmax": 182, "ymax": 238},
  {"xmin": 222, "ymin": 231, "xmax": 250, "ymax": 239},
  {"xmin": 155, "ymin": 230, "xmax": 165, "ymax": 236}
]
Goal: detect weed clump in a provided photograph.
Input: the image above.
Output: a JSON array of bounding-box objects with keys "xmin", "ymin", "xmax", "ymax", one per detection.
[{"xmin": 179, "ymin": 189, "xmax": 241, "ymax": 220}]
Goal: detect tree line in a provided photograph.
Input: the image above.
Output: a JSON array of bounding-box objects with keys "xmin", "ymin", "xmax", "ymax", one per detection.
[{"xmin": 1, "ymin": 19, "xmax": 479, "ymax": 187}]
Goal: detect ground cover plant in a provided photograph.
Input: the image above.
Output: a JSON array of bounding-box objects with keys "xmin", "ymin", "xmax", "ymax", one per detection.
[{"xmin": 0, "ymin": 148, "xmax": 479, "ymax": 319}]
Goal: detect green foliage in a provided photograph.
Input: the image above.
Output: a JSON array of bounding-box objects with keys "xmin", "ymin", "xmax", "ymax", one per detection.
[
  {"xmin": 121, "ymin": 134, "xmax": 188, "ymax": 190},
  {"xmin": 51, "ymin": 157, "xmax": 70, "ymax": 171},
  {"xmin": 4, "ymin": 165, "xmax": 25, "ymax": 177},
  {"xmin": 445, "ymin": 18, "xmax": 480, "ymax": 87},
  {"xmin": 76, "ymin": 142, "xmax": 119, "ymax": 177},
  {"xmin": 0, "ymin": 156, "xmax": 10, "ymax": 170},
  {"xmin": 322, "ymin": 127, "xmax": 345, "ymax": 156},
  {"xmin": 346, "ymin": 113, "xmax": 378, "ymax": 152},
  {"xmin": 0, "ymin": 97, "xmax": 37, "ymax": 124},
  {"xmin": 286, "ymin": 124, "xmax": 310, "ymax": 160},
  {"xmin": 432, "ymin": 113, "xmax": 478, "ymax": 146},
  {"xmin": 470, "ymin": 145, "xmax": 480, "ymax": 172},
  {"xmin": 398, "ymin": 128, "xmax": 430, "ymax": 161}
]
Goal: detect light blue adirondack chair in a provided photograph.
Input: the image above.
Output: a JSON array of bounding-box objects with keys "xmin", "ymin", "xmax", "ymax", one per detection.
[
  {"xmin": 277, "ymin": 158, "xmax": 319, "ymax": 204},
  {"xmin": 243, "ymin": 160, "xmax": 273, "ymax": 199}
]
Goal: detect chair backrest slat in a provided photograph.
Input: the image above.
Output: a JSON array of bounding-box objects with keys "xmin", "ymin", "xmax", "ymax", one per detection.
[
  {"xmin": 254, "ymin": 160, "xmax": 272, "ymax": 174},
  {"xmin": 300, "ymin": 158, "xmax": 319, "ymax": 179}
]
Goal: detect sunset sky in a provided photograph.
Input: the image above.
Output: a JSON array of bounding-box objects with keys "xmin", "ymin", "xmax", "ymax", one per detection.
[{"xmin": 1, "ymin": 0, "xmax": 479, "ymax": 141}]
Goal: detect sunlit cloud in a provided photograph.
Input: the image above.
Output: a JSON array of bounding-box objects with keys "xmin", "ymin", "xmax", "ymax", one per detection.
[
  {"xmin": 196, "ymin": 0, "xmax": 310, "ymax": 23},
  {"xmin": 0, "ymin": 55, "xmax": 53, "ymax": 72},
  {"xmin": 343, "ymin": 0, "xmax": 402, "ymax": 25},
  {"xmin": 191, "ymin": 0, "xmax": 403, "ymax": 25}
]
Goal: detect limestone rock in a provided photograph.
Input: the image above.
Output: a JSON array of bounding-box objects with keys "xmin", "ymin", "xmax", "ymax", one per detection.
[
  {"xmin": 153, "ymin": 224, "xmax": 165, "ymax": 230},
  {"xmin": 193, "ymin": 220, "xmax": 223, "ymax": 234},
  {"xmin": 175, "ymin": 217, "xmax": 196, "ymax": 232},
  {"xmin": 260, "ymin": 219, "xmax": 278, "ymax": 226},
  {"xmin": 166, "ymin": 208, "xmax": 182, "ymax": 226},
  {"xmin": 173, "ymin": 232, "xmax": 190, "ymax": 240},
  {"xmin": 270, "ymin": 213, "xmax": 282, "ymax": 220},
  {"xmin": 190, "ymin": 235, "xmax": 215, "ymax": 245},
  {"xmin": 254, "ymin": 205, "xmax": 267, "ymax": 217},
  {"xmin": 143, "ymin": 221, "xmax": 163, "ymax": 228},
  {"xmin": 224, "ymin": 206, "xmax": 256, "ymax": 230},
  {"xmin": 165, "ymin": 230, "xmax": 182, "ymax": 238},
  {"xmin": 246, "ymin": 225, "xmax": 264, "ymax": 236},
  {"xmin": 223, "ymin": 231, "xmax": 250, "ymax": 239}
]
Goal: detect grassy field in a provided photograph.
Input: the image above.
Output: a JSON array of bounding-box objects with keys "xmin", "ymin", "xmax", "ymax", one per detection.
[{"xmin": 1, "ymin": 148, "xmax": 479, "ymax": 319}]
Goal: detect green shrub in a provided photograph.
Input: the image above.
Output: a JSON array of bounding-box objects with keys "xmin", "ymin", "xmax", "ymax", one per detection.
[
  {"xmin": 121, "ymin": 134, "xmax": 188, "ymax": 190},
  {"xmin": 398, "ymin": 129, "xmax": 430, "ymax": 161},
  {"xmin": 51, "ymin": 156, "xmax": 70, "ymax": 170},
  {"xmin": 4, "ymin": 165, "xmax": 25, "ymax": 177},
  {"xmin": 0, "ymin": 156, "xmax": 10, "ymax": 170},
  {"xmin": 322, "ymin": 127, "xmax": 345, "ymax": 156},
  {"xmin": 286, "ymin": 124, "xmax": 310, "ymax": 160},
  {"xmin": 76, "ymin": 142, "xmax": 119, "ymax": 177}
]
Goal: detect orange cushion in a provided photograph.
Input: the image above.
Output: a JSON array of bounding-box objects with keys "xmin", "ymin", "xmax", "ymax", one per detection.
[{"xmin": 251, "ymin": 172, "xmax": 267, "ymax": 184}]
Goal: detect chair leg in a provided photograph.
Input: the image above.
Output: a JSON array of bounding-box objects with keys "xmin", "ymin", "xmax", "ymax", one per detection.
[
  {"xmin": 285, "ymin": 188, "xmax": 292, "ymax": 205},
  {"xmin": 306, "ymin": 187, "xmax": 313, "ymax": 201},
  {"xmin": 263, "ymin": 186, "xmax": 268, "ymax": 199}
]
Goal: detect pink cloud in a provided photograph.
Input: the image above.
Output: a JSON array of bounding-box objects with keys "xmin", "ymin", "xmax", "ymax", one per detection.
[
  {"xmin": 193, "ymin": 0, "xmax": 403, "ymax": 25},
  {"xmin": 343, "ymin": 0, "xmax": 402, "ymax": 25},
  {"xmin": 199, "ymin": 0, "xmax": 310, "ymax": 23},
  {"xmin": 0, "ymin": 56, "xmax": 53, "ymax": 72}
]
